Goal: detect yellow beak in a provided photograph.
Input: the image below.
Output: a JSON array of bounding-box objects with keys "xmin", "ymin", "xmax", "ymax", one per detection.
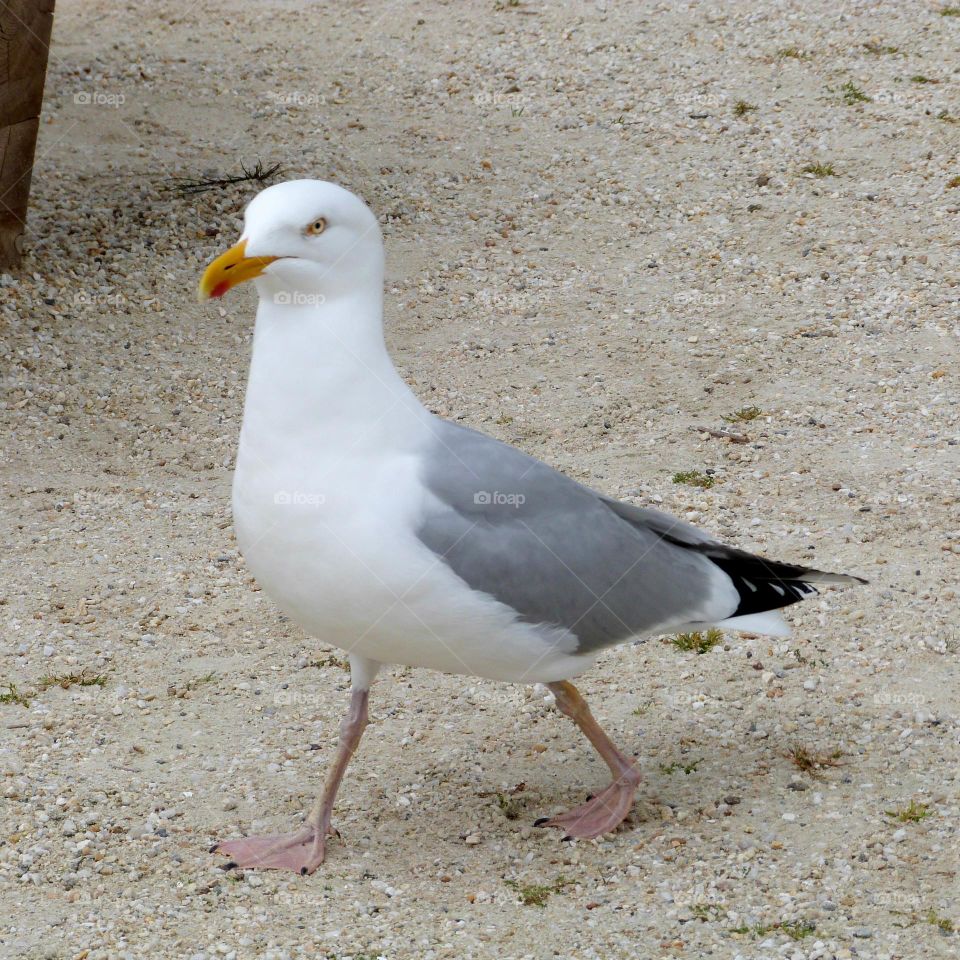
[{"xmin": 197, "ymin": 239, "xmax": 278, "ymax": 301}]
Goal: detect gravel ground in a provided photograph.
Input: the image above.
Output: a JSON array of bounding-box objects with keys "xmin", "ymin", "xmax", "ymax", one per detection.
[{"xmin": 2, "ymin": 1, "xmax": 959, "ymax": 957}]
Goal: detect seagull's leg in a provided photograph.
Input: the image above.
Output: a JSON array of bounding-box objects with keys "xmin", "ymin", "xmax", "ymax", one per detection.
[
  {"xmin": 214, "ymin": 655, "xmax": 379, "ymax": 875},
  {"xmin": 535, "ymin": 680, "xmax": 642, "ymax": 840}
]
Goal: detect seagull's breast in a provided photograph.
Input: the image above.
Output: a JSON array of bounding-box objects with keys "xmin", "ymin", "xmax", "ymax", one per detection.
[
  {"xmin": 232, "ymin": 444, "xmax": 423, "ymax": 624},
  {"xmin": 231, "ymin": 444, "xmax": 593, "ymax": 682}
]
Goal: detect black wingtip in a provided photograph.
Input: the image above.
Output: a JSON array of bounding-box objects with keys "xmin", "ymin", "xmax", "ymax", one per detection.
[
  {"xmin": 533, "ymin": 817, "xmax": 550, "ymax": 827},
  {"xmin": 804, "ymin": 570, "xmax": 869, "ymax": 586},
  {"xmin": 707, "ymin": 548, "xmax": 868, "ymax": 619}
]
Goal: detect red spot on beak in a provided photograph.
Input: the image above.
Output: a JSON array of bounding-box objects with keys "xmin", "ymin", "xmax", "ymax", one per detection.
[{"xmin": 210, "ymin": 280, "xmax": 230, "ymax": 299}]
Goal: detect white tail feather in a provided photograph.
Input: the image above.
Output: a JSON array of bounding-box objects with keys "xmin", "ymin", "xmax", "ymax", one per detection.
[{"xmin": 716, "ymin": 610, "xmax": 791, "ymax": 637}]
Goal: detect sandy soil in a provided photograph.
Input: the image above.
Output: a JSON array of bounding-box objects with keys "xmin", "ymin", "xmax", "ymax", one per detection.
[{"xmin": 2, "ymin": 1, "xmax": 959, "ymax": 957}]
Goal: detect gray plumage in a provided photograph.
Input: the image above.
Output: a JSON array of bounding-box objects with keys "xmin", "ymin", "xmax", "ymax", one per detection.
[{"xmin": 416, "ymin": 421, "xmax": 863, "ymax": 654}]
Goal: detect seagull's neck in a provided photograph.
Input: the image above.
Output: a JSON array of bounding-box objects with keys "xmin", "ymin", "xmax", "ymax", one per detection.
[{"xmin": 239, "ymin": 289, "xmax": 429, "ymax": 462}]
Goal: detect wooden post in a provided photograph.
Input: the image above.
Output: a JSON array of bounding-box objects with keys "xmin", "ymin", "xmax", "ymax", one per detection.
[{"xmin": 0, "ymin": 1, "xmax": 55, "ymax": 269}]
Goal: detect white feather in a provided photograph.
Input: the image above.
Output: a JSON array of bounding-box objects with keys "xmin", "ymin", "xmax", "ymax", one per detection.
[{"xmin": 715, "ymin": 610, "xmax": 791, "ymax": 637}]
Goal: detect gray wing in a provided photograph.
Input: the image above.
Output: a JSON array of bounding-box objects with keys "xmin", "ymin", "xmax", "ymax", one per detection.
[{"xmin": 415, "ymin": 421, "xmax": 731, "ymax": 653}]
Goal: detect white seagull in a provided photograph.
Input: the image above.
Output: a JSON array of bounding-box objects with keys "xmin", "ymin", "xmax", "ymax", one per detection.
[{"xmin": 198, "ymin": 180, "xmax": 864, "ymax": 875}]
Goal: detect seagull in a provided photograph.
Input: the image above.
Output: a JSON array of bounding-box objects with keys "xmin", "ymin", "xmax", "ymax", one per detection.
[{"xmin": 198, "ymin": 179, "xmax": 864, "ymax": 875}]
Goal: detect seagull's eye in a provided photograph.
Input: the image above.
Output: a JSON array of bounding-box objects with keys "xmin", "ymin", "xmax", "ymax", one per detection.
[{"xmin": 305, "ymin": 217, "xmax": 327, "ymax": 236}]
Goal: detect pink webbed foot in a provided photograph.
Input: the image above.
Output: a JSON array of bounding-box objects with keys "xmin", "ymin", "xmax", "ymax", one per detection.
[
  {"xmin": 535, "ymin": 770, "xmax": 641, "ymax": 840},
  {"xmin": 213, "ymin": 825, "xmax": 333, "ymax": 875},
  {"xmin": 538, "ymin": 681, "xmax": 644, "ymax": 840},
  {"xmin": 212, "ymin": 686, "xmax": 371, "ymax": 876}
]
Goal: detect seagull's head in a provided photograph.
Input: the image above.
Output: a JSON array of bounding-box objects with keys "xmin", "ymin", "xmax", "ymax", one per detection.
[{"xmin": 198, "ymin": 179, "xmax": 384, "ymax": 304}]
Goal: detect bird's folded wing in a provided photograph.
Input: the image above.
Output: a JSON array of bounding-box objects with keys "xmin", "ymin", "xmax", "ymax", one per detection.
[{"xmin": 415, "ymin": 422, "xmax": 735, "ymax": 653}]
